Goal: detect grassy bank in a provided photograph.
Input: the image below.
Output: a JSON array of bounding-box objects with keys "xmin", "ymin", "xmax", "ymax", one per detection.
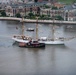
[{"xmin": 58, "ymin": 0, "xmax": 76, "ymax": 4}]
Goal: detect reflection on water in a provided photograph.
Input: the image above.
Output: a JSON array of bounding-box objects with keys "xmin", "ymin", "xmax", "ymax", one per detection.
[{"xmin": 0, "ymin": 21, "xmax": 76, "ymax": 75}]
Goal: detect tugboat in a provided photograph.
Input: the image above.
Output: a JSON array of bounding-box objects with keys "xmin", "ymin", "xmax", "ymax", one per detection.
[{"xmin": 19, "ymin": 40, "xmax": 45, "ymax": 48}]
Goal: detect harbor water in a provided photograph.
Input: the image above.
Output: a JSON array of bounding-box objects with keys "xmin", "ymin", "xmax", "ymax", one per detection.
[{"xmin": 0, "ymin": 20, "xmax": 76, "ymax": 75}]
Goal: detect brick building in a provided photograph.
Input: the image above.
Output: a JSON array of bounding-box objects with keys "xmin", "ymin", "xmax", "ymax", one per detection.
[{"xmin": 5, "ymin": 2, "xmax": 46, "ymax": 16}]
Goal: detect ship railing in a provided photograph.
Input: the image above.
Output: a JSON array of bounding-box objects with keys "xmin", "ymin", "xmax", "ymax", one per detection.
[
  {"xmin": 13, "ymin": 35, "xmax": 32, "ymax": 40},
  {"xmin": 38, "ymin": 37, "xmax": 64, "ymax": 41}
]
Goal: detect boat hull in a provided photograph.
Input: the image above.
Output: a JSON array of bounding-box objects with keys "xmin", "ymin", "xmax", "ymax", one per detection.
[
  {"xmin": 12, "ymin": 38, "xmax": 64, "ymax": 45},
  {"xmin": 19, "ymin": 42, "xmax": 45, "ymax": 48},
  {"xmin": 39, "ymin": 40, "xmax": 64, "ymax": 45},
  {"xmin": 12, "ymin": 37, "xmax": 29, "ymax": 43},
  {"xmin": 12, "ymin": 38, "xmax": 45, "ymax": 48}
]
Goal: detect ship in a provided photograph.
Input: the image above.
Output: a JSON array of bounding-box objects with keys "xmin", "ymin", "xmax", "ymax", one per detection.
[
  {"xmin": 12, "ymin": 17, "xmax": 45, "ymax": 48},
  {"xmin": 12, "ymin": 17, "xmax": 75, "ymax": 45}
]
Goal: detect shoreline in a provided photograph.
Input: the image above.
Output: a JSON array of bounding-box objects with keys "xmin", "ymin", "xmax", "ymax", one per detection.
[{"xmin": 0, "ymin": 17, "xmax": 76, "ymax": 25}]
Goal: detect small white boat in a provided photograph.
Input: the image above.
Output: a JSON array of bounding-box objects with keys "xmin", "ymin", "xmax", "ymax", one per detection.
[{"xmin": 26, "ymin": 28, "xmax": 34, "ymax": 31}]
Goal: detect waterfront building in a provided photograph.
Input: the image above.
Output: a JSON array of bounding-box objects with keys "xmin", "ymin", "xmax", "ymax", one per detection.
[
  {"xmin": 5, "ymin": 1, "xmax": 76, "ymax": 21},
  {"xmin": 5, "ymin": 5, "xmax": 13, "ymax": 16},
  {"xmin": 5, "ymin": 1, "xmax": 66, "ymax": 19},
  {"xmin": 64, "ymin": 3, "xmax": 76, "ymax": 21},
  {"xmin": 5, "ymin": 2, "xmax": 47, "ymax": 17},
  {"xmin": 40, "ymin": 8, "xmax": 64, "ymax": 19},
  {"xmin": 9, "ymin": 0, "xmax": 29, "ymax": 4},
  {"xmin": 0, "ymin": 0, "xmax": 9, "ymax": 3}
]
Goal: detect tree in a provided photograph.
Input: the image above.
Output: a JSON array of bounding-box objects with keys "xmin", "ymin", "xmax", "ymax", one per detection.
[
  {"xmin": 34, "ymin": 0, "xmax": 38, "ymax": 2},
  {"xmin": 28, "ymin": 13, "xmax": 34, "ymax": 18},
  {"xmin": 52, "ymin": 6, "xmax": 58, "ymax": 10},
  {"xmin": 39, "ymin": 14, "xmax": 47, "ymax": 20},
  {"xmin": 1, "ymin": 11, "xmax": 6, "ymax": 17},
  {"xmin": 43, "ymin": 5, "xmax": 50, "ymax": 8},
  {"xmin": 56, "ymin": 15, "xmax": 64, "ymax": 20},
  {"xmin": 15, "ymin": 13, "xmax": 21, "ymax": 18}
]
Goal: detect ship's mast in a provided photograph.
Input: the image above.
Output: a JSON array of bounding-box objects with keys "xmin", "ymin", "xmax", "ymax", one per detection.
[
  {"xmin": 36, "ymin": 17, "xmax": 38, "ymax": 40},
  {"xmin": 52, "ymin": 0, "xmax": 55, "ymax": 41},
  {"xmin": 52, "ymin": 16, "xmax": 55, "ymax": 41},
  {"xmin": 22, "ymin": 17, "xmax": 25, "ymax": 38},
  {"xmin": 51, "ymin": 0, "xmax": 55, "ymax": 41}
]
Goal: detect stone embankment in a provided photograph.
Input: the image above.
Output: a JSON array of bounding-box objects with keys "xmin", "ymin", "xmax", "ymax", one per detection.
[{"xmin": 0, "ymin": 17, "xmax": 76, "ymax": 25}]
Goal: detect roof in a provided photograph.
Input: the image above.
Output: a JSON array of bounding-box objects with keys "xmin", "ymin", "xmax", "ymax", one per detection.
[
  {"xmin": 54, "ymin": 2, "xmax": 65, "ymax": 8},
  {"xmin": 10, "ymin": 2, "xmax": 48, "ymax": 8},
  {"xmin": 63, "ymin": 5, "xmax": 73, "ymax": 10},
  {"xmin": 63, "ymin": 3, "xmax": 76, "ymax": 10}
]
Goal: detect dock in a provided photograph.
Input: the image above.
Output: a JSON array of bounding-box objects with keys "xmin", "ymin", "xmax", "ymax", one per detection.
[{"xmin": 0, "ymin": 17, "xmax": 76, "ymax": 25}]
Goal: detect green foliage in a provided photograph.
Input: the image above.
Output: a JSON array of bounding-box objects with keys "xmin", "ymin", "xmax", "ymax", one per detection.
[
  {"xmin": 44, "ymin": 5, "xmax": 50, "ymax": 8},
  {"xmin": 55, "ymin": 15, "xmax": 64, "ymax": 20},
  {"xmin": 1, "ymin": 11, "xmax": 6, "ymax": 17},
  {"xmin": 15, "ymin": 13, "xmax": 21, "ymax": 18},
  {"xmin": 52, "ymin": 6, "xmax": 58, "ymax": 10},
  {"xmin": 28, "ymin": 13, "xmax": 34, "ymax": 17},
  {"xmin": 39, "ymin": 14, "xmax": 51, "ymax": 20},
  {"xmin": 28, "ymin": 13, "xmax": 35, "ymax": 19},
  {"xmin": 58, "ymin": 0, "xmax": 76, "ymax": 4}
]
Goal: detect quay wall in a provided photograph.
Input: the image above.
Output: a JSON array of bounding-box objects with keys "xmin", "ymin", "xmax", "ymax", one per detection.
[{"xmin": 0, "ymin": 17, "xmax": 76, "ymax": 25}]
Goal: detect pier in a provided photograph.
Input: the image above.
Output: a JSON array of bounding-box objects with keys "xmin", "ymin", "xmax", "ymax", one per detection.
[{"xmin": 0, "ymin": 17, "xmax": 76, "ymax": 25}]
